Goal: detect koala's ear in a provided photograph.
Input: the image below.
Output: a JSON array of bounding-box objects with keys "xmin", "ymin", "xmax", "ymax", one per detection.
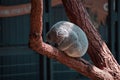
[{"xmin": 57, "ymin": 30, "xmax": 68, "ymax": 37}]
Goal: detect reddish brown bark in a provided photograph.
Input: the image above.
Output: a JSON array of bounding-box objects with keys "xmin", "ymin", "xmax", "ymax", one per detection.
[
  {"xmin": 61, "ymin": 0, "xmax": 120, "ymax": 79},
  {"xmin": 29, "ymin": 0, "xmax": 120, "ymax": 80}
]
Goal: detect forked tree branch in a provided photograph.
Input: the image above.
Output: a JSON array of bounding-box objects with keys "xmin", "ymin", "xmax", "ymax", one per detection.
[
  {"xmin": 29, "ymin": 0, "xmax": 120, "ymax": 79},
  {"xmin": 61, "ymin": 0, "xmax": 120, "ymax": 79}
]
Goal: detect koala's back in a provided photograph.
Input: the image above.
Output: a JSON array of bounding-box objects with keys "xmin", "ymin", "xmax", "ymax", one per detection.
[
  {"xmin": 57, "ymin": 21, "xmax": 88, "ymax": 48},
  {"xmin": 70, "ymin": 23, "xmax": 88, "ymax": 55},
  {"xmin": 48, "ymin": 21, "xmax": 88, "ymax": 57},
  {"xmin": 56, "ymin": 21, "xmax": 88, "ymax": 57}
]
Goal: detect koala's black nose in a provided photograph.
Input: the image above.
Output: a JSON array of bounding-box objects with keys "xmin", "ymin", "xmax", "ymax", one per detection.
[
  {"xmin": 50, "ymin": 43, "xmax": 58, "ymax": 48},
  {"xmin": 46, "ymin": 42, "xmax": 58, "ymax": 48},
  {"xmin": 46, "ymin": 41, "xmax": 49, "ymax": 44},
  {"xmin": 54, "ymin": 43, "xmax": 58, "ymax": 47}
]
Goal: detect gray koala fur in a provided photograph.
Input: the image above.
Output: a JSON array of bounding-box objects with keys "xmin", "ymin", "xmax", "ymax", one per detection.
[{"xmin": 46, "ymin": 21, "xmax": 88, "ymax": 57}]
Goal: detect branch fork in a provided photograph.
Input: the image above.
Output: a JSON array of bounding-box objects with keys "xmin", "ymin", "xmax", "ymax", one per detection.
[{"xmin": 29, "ymin": 0, "xmax": 120, "ymax": 79}]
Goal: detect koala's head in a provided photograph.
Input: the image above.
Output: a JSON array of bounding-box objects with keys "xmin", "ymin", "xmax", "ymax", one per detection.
[{"xmin": 46, "ymin": 22, "xmax": 69, "ymax": 47}]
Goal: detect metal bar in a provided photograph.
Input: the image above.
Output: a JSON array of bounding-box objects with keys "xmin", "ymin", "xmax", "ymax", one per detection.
[
  {"xmin": 0, "ymin": 72, "xmax": 38, "ymax": 77},
  {"xmin": 117, "ymin": 0, "xmax": 120, "ymax": 63},
  {"xmin": 115, "ymin": 21, "xmax": 119, "ymax": 62},
  {"xmin": 108, "ymin": 0, "xmax": 116, "ymax": 56},
  {"xmin": 39, "ymin": 55, "xmax": 44, "ymax": 80},
  {"xmin": 0, "ymin": 63, "xmax": 39, "ymax": 67}
]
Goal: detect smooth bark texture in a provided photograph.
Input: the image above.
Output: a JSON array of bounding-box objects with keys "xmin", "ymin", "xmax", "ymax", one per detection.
[{"xmin": 29, "ymin": 0, "xmax": 120, "ymax": 80}]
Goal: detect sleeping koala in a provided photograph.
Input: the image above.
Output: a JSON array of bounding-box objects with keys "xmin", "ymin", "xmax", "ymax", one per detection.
[{"xmin": 46, "ymin": 21, "xmax": 88, "ymax": 57}]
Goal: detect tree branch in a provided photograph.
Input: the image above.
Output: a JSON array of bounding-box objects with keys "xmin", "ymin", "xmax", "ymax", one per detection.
[
  {"xmin": 62, "ymin": 0, "xmax": 120, "ymax": 71},
  {"xmin": 29, "ymin": 0, "xmax": 120, "ymax": 79},
  {"xmin": 61, "ymin": 0, "xmax": 120, "ymax": 79}
]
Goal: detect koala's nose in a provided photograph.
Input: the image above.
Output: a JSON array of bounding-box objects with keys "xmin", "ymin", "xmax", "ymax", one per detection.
[
  {"xmin": 50, "ymin": 42, "xmax": 58, "ymax": 47},
  {"xmin": 46, "ymin": 41, "xmax": 50, "ymax": 44},
  {"xmin": 53, "ymin": 43, "xmax": 58, "ymax": 47},
  {"xmin": 46, "ymin": 42, "xmax": 58, "ymax": 48}
]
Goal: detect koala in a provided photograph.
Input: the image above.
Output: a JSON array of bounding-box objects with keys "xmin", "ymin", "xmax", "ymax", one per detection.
[{"xmin": 46, "ymin": 21, "xmax": 88, "ymax": 58}]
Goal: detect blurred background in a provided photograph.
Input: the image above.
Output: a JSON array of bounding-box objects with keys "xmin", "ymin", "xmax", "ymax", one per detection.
[{"xmin": 0, "ymin": 0, "xmax": 120, "ymax": 80}]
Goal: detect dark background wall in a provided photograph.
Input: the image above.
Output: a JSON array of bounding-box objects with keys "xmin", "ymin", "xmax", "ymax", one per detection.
[{"xmin": 0, "ymin": 0, "xmax": 41, "ymax": 80}]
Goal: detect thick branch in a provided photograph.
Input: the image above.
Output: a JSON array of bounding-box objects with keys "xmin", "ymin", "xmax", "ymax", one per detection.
[
  {"xmin": 62, "ymin": 0, "xmax": 120, "ymax": 71},
  {"xmin": 62, "ymin": 0, "xmax": 120, "ymax": 79},
  {"xmin": 30, "ymin": 0, "xmax": 43, "ymax": 44},
  {"xmin": 29, "ymin": 0, "xmax": 114, "ymax": 79},
  {"xmin": 31, "ymin": 41, "xmax": 114, "ymax": 79}
]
